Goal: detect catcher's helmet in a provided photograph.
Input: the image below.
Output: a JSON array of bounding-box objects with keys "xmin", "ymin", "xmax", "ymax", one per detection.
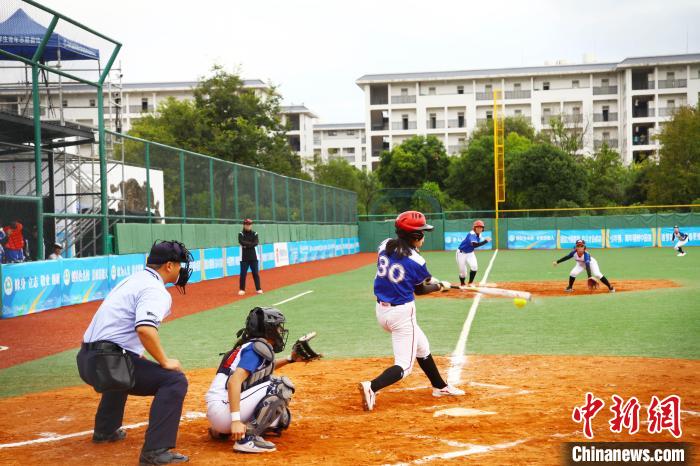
[
  {"xmin": 575, "ymin": 239, "xmax": 586, "ymax": 247},
  {"xmin": 395, "ymin": 211, "xmax": 433, "ymax": 241},
  {"xmin": 473, "ymin": 220, "xmax": 485, "ymax": 229},
  {"xmin": 244, "ymin": 307, "xmax": 289, "ymax": 353}
]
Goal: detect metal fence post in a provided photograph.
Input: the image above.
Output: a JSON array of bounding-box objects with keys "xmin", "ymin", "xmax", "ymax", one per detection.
[
  {"xmin": 179, "ymin": 151, "xmax": 186, "ymax": 222},
  {"xmin": 254, "ymin": 170, "xmax": 259, "ymax": 221},
  {"xmin": 209, "ymin": 159, "xmax": 215, "ymax": 220},
  {"xmin": 233, "ymin": 165, "xmax": 239, "ymax": 220},
  {"xmin": 285, "ymin": 177, "xmax": 290, "ymax": 222},
  {"xmin": 333, "ymin": 189, "xmax": 337, "ymax": 223},
  {"xmin": 271, "ymin": 175, "xmax": 276, "ymax": 222},
  {"xmin": 300, "ymin": 180, "xmax": 304, "ymax": 222},
  {"xmin": 313, "ymin": 184, "xmax": 317, "ymax": 222},
  {"xmin": 145, "ymin": 142, "xmax": 151, "ymax": 224}
]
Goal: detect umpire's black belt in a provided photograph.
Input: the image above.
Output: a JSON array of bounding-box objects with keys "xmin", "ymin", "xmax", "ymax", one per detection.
[{"xmin": 82, "ymin": 341, "xmax": 123, "ymax": 352}]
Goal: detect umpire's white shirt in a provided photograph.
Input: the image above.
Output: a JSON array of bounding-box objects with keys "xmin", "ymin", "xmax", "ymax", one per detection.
[{"xmin": 83, "ymin": 267, "xmax": 172, "ymax": 356}]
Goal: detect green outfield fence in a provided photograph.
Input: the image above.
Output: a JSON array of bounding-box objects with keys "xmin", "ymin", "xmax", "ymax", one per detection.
[{"xmin": 359, "ymin": 206, "xmax": 700, "ymax": 251}]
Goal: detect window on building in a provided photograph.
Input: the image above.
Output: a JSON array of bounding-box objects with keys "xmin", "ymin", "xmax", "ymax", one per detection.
[
  {"xmin": 514, "ymin": 83, "xmax": 521, "ymax": 90},
  {"xmin": 401, "ymin": 88, "xmax": 408, "ymax": 96},
  {"xmin": 667, "ymin": 71, "xmax": 675, "ymax": 80},
  {"xmin": 457, "ymin": 85, "xmax": 464, "ymax": 94},
  {"xmin": 429, "ymin": 113, "xmax": 437, "ymax": 128},
  {"xmin": 601, "ymin": 78, "xmax": 609, "ymax": 87},
  {"xmin": 458, "ymin": 112, "xmax": 465, "ymax": 127},
  {"xmin": 514, "ymin": 109, "xmax": 522, "ymax": 115},
  {"xmin": 485, "ymin": 84, "xmax": 492, "ymax": 92},
  {"xmin": 346, "ymin": 148, "xmax": 355, "ymax": 153},
  {"xmin": 89, "ymin": 99, "xmax": 96, "ymax": 107},
  {"xmin": 543, "ymin": 82, "xmax": 550, "ymax": 91},
  {"xmin": 486, "ymin": 110, "xmax": 493, "ymax": 120},
  {"xmin": 572, "ymin": 80, "xmax": 580, "ymax": 88},
  {"xmin": 402, "ymin": 114, "xmax": 409, "ymax": 130},
  {"xmin": 346, "ymin": 130, "xmax": 355, "ymax": 136},
  {"xmin": 602, "ymin": 105, "xmax": 610, "ymax": 121},
  {"xmin": 61, "ymin": 99, "xmax": 67, "ymax": 108},
  {"xmin": 573, "ymin": 106, "xmax": 581, "ymax": 114},
  {"xmin": 667, "ymin": 99, "xmax": 675, "ymax": 108},
  {"xmin": 428, "ymin": 87, "xmax": 436, "ymax": 95},
  {"xmin": 329, "ymin": 131, "xmax": 337, "ymax": 136},
  {"xmin": 141, "ymin": 98, "xmax": 148, "ymax": 111}
]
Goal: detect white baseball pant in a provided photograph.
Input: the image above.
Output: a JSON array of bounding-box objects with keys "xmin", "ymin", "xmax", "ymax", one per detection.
[
  {"xmin": 570, "ymin": 257, "xmax": 603, "ymax": 279},
  {"xmin": 206, "ymin": 380, "xmax": 276, "ymax": 433},
  {"xmin": 375, "ymin": 301, "xmax": 430, "ymax": 378},
  {"xmin": 455, "ymin": 250, "xmax": 478, "ymax": 277},
  {"xmin": 674, "ymin": 239, "xmax": 688, "ymax": 250}
]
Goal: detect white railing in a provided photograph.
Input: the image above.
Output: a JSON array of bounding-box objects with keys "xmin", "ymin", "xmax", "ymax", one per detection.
[
  {"xmin": 657, "ymin": 79, "xmax": 687, "ymax": 89},
  {"xmin": 391, "ymin": 95, "xmax": 417, "ymax": 104},
  {"xmin": 391, "ymin": 121, "xmax": 417, "ymax": 130},
  {"xmin": 592, "ymin": 85, "xmax": 618, "ymax": 95},
  {"xmin": 426, "ymin": 120, "xmax": 445, "ymax": 129}
]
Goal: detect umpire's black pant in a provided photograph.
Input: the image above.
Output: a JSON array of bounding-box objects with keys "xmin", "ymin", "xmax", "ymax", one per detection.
[
  {"xmin": 77, "ymin": 344, "xmax": 188, "ymax": 452},
  {"xmin": 240, "ymin": 260, "xmax": 261, "ymax": 291}
]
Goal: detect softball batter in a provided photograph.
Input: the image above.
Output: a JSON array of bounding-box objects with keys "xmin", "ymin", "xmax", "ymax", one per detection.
[
  {"xmin": 553, "ymin": 239, "xmax": 615, "ymax": 293},
  {"xmin": 456, "ymin": 220, "xmax": 491, "ymax": 289},
  {"xmin": 671, "ymin": 225, "xmax": 689, "ymax": 256},
  {"xmin": 359, "ymin": 211, "xmax": 464, "ymax": 412}
]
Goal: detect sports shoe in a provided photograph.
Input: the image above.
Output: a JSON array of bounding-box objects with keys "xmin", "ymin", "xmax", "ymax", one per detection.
[
  {"xmin": 139, "ymin": 448, "xmax": 189, "ymax": 465},
  {"xmin": 208, "ymin": 427, "xmax": 231, "ymax": 441},
  {"xmin": 358, "ymin": 381, "xmax": 376, "ymax": 411},
  {"xmin": 679, "ymin": 252, "xmax": 687, "ymax": 257},
  {"xmin": 432, "ymin": 385, "xmax": 465, "ymax": 397},
  {"xmin": 609, "ymin": 287, "xmax": 616, "ymax": 293},
  {"xmin": 564, "ymin": 287, "xmax": 573, "ymax": 293},
  {"xmin": 458, "ymin": 284, "xmax": 469, "ymax": 290},
  {"xmin": 256, "ymin": 289, "xmax": 264, "ymax": 294},
  {"xmin": 92, "ymin": 428, "xmax": 126, "ymax": 443},
  {"xmin": 233, "ymin": 435, "xmax": 276, "ymax": 453},
  {"xmin": 467, "ymin": 283, "xmax": 476, "ymax": 288},
  {"xmin": 238, "ymin": 290, "xmax": 245, "ymax": 296}
]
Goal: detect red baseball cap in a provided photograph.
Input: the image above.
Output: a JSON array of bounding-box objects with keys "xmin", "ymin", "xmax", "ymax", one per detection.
[{"xmin": 243, "ymin": 218, "xmax": 253, "ymax": 225}]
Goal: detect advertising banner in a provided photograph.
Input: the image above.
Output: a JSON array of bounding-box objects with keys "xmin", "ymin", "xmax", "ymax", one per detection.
[
  {"xmin": 559, "ymin": 230, "xmax": 605, "ymax": 249},
  {"xmin": 223, "ymin": 246, "xmax": 241, "ymax": 277},
  {"xmin": 507, "ymin": 230, "xmax": 557, "ymax": 249},
  {"xmin": 274, "ymin": 242, "xmax": 290, "ymax": 267},
  {"xmin": 444, "ymin": 231, "xmax": 493, "ymax": 251},
  {"xmin": 201, "ymin": 247, "xmax": 224, "ymax": 281},
  {"xmin": 61, "ymin": 257, "xmax": 110, "ymax": 306},
  {"xmin": 109, "ymin": 254, "xmax": 146, "ymax": 288},
  {"xmin": 607, "ymin": 228, "xmax": 656, "ymax": 248},
  {"xmin": 1, "ymin": 260, "xmax": 63, "ymax": 318}
]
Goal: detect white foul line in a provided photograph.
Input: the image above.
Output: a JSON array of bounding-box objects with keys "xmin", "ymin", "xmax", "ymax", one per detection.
[
  {"xmin": 273, "ymin": 290, "xmax": 314, "ymax": 306},
  {"xmin": 0, "ymin": 346, "xmax": 8, "ymax": 352},
  {"xmin": 447, "ymin": 249, "xmax": 499, "ymax": 386},
  {"xmin": 0, "ymin": 412, "xmax": 205, "ymax": 449},
  {"xmin": 385, "ymin": 438, "xmax": 527, "ymax": 466}
]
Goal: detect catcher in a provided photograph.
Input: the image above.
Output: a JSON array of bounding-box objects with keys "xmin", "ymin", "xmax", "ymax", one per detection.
[
  {"xmin": 205, "ymin": 307, "xmax": 320, "ymax": 453},
  {"xmin": 552, "ymin": 239, "xmax": 615, "ymax": 293}
]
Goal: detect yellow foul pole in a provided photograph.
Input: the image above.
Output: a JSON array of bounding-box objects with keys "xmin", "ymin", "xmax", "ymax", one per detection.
[{"xmin": 493, "ymin": 89, "xmax": 505, "ymax": 248}]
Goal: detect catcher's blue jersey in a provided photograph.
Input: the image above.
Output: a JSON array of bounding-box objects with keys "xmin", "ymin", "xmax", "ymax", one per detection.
[{"xmin": 374, "ymin": 238, "xmax": 431, "ymax": 305}]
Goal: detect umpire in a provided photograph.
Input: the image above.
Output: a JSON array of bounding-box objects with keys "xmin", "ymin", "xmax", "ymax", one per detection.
[{"xmin": 77, "ymin": 241, "xmax": 193, "ymax": 465}]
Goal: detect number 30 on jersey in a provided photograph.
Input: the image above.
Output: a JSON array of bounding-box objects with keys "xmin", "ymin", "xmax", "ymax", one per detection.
[{"xmin": 377, "ymin": 256, "xmax": 405, "ymax": 284}]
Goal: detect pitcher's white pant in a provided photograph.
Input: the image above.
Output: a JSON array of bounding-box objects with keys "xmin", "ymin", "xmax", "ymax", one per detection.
[
  {"xmin": 674, "ymin": 239, "xmax": 688, "ymax": 250},
  {"xmin": 375, "ymin": 301, "xmax": 429, "ymax": 378},
  {"xmin": 570, "ymin": 257, "xmax": 603, "ymax": 279},
  {"xmin": 206, "ymin": 380, "xmax": 275, "ymax": 434},
  {"xmin": 455, "ymin": 250, "xmax": 478, "ymax": 277}
]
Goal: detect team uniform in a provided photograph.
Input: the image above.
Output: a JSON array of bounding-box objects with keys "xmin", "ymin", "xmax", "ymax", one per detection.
[
  {"xmin": 359, "ymin": 211, "xmax": 464, "ymax": 412},
  {"xmin": 456, "ymin": 228, "xmax": 489, "ymax": 287},
  {"xmin": 555, "ymin": 240, "xmax": 614, "ymax": 292},
  {"xmin": 672, "ymin": 227, "xmax": 689, "ymax": 256}
]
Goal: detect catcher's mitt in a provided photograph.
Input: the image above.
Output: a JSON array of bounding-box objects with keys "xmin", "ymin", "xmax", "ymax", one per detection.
[
  {"xmin": 291, "ymin": 332, "xmax": 322, "ymax": 362},
  {"xmin": 587, "ymin": 277, "xmax": 599, "ymax": 291}
]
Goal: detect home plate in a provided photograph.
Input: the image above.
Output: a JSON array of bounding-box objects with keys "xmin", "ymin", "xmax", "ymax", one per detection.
[{"xmin": 434, "ymin": 407, "xmax": 496, "ymax": 418}]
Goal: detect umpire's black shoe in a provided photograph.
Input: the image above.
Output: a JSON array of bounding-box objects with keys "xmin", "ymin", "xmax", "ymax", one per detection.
[
  {"xmin": 139, "ymin": 448, "xmax": 189, "ymax": 465},
  {"xmin": 92, "ymin": 428, "xmax": 126, "ymax": 443}
]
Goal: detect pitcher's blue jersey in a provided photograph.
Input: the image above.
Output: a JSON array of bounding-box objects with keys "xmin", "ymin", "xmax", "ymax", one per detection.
[
  {"xmin": 374, "ymin": 239, "xmax": 431, "ymax": 305},
  {"xmin": 458, "ymin": 230, "xmax": 481, "ymax": 253}
]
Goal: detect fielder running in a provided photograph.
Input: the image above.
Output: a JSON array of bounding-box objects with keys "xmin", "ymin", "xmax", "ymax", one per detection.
[
  {"xmin": 671, "ymin": 225, "xmax": 689, "ymax": 257},
  {"xmin": 358, "ymin": 211, "xmax": 464, "ymax": 412},
  {"xmin": 456, "ymin": 220, "xmax": 491, "ymax": 289},
  {"xmin": 552, "ymin": 239, "xmax": 615, "ymax": 293}
]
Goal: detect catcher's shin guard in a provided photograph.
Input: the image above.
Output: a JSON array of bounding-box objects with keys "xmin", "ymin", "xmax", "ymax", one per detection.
[{"xmin": 248, "ymin": 377, "xmax": 294, "ymax": 437}]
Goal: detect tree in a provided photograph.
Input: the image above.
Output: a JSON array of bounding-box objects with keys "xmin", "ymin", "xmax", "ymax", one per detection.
[
  {"xmin": 507, "ymin": 143, "xmax": 588, "ymax": 208},
  {"xmin": 584, "ymin": 145, "xmax": 633, "ymax": 206},
  {"xmin": 647, "ymin": 104, "xmax": 700, "ymax": 204},
  {"xmin": 356, "ymin": 170, "xmax": 382, "ymax": 215},
  {"xmin": 377, "ymin": 136, "xmax": 449, "ymax": 189},
  {"xmin": 470, "ymin": 116, "xmax": 536, "ymax": 141},
  {"xmin": 129, "ymin": 66, "xmax": 303, "ymax": 177},
  {"xmin": 313, "ymin": 158, "xmax": 360, "ymax": 192},
  {"xmin": 544, "ymin": 114, "xmax": 590, "ymax": 159}
]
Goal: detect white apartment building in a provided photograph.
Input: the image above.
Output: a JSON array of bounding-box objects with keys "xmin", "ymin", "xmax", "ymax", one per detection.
[
  {"xmin": 357, "ymin": 53, "xmax": 700, "ymax": 168},
  {"xmin": 312, "ymin": 123, "xmax": 367, "ymax": 170},
  {"xmin": 279, "ymin": 105, "xmax": 317, "ymax": 163}
]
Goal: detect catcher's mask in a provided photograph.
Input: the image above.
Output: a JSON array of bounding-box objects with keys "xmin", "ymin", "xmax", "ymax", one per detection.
[
  {"xmin": 147, "ymin": 240, "xmax": 193, "ymax": 294},
  {"xmin": 242, "ymin": 307, "xmax": 289, "ymax": 353}
]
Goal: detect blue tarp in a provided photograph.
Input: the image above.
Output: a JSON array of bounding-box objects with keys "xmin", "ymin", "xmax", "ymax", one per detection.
[{"xmin": 0, "ymin": 8, "xmax": 99, "ymax": 61}]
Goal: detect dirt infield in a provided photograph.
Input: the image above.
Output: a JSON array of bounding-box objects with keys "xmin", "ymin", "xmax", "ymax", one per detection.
[
  {"xmin": 0, "ymin": 253, "xmax": 376, "ymax": 369},
  {"xmin": 422, "ymin": 279, "xmax": 680, "ymax": 299},
  {"xmin": 0, "ymin": 355, "xmax": 696, "ymax": 465}
]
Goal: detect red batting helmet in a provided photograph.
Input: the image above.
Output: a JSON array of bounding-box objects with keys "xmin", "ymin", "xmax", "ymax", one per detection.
[
  {"xmin": 395, "ymin": 211, "xmax": 433, "ymax": 233},
  {"xmin": 473, "ymin": 220, "xmax": 485, "ymax": 229}
]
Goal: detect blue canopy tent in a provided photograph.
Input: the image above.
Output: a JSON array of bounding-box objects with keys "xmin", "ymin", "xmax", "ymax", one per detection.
[{"xmin": 0, "ymin": 8, "xmax": 99, "ymax": 61}]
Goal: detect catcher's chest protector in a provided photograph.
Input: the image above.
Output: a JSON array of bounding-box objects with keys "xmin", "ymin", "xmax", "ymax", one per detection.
[{"xmin": 217, "ymin": 339, "xmax": 275, "ymax": 391}]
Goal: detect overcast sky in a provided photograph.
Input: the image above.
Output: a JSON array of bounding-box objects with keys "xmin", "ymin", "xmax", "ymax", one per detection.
[{"xmin": 24, "ymin": 0, "xmax": 700, "ymax": 122}]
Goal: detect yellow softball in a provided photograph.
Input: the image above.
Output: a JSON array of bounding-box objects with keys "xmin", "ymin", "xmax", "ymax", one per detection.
[{"xmin": 513, "ymin": 298, "xmax": 527, "ymax": 309}]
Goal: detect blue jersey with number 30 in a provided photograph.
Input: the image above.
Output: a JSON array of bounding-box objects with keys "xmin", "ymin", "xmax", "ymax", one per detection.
[{"xmin": 374, "ymin": 238, "xmax": 431, "ymax": 305}]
